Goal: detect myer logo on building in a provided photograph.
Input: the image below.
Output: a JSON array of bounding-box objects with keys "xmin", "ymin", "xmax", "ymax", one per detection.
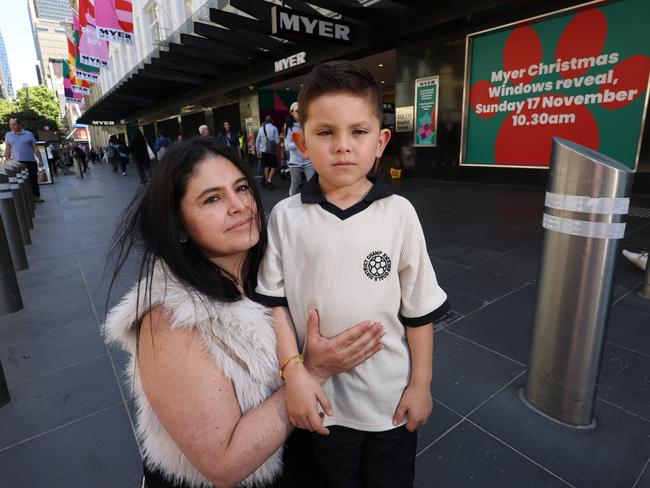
[
  {"xmin": 271, "ymin": 6, "xmax": 351, "ymax": 42},
  {"xmin": 91, "ymin": 121, "xmax": 116, "ymax": 126},
  {"xmin": 275, "ymin": 52, "xmax": 307, "ymax": 73}
]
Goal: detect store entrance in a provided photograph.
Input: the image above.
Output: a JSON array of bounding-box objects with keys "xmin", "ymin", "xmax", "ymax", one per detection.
[{"xmin": 259, "ymin": 49, "xmax": 397, "ymax": 177}]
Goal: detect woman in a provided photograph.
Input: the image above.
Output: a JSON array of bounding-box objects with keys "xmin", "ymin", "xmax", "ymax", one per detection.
[
  {"xmin": 217, "ymin": 121, "xmax": 241, "ymax": 159},
  {"xmin": 104, "ymin": 138, "xmax": 383, "ymax": 488},
  {"xmin": 284, "ymin": 102, "xmax": 314, "ymax": 196}
]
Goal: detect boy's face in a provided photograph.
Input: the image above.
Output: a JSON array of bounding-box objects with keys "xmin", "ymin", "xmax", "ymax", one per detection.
[{"xmin": 295, "ymin": 92, "xmax": 391, "ymax": 192}]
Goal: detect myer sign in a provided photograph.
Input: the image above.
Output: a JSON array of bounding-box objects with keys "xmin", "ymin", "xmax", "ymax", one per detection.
[
  {"xmin": 271, "ymin": 6, "xmax": 351, "ymax": 42},
  {"xmin": 91, "ymin": 120, "xmax": 116, "ymax": 126},
  {"xmin": 275, "ymin": 52, "xmax": 306, "ymax": 73}
]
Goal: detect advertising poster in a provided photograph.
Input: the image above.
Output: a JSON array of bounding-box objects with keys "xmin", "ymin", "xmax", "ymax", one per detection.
[
  {"xmin": 396, "ymin": 106, "xmax": 414, "ymax": 132},
  {"xmin": 414, "ymin": 76, "xmax": 439, "ymax": 146},
  {"xmin": 245, "ymin": 118, "xmax": 255, "ymax": 155},
  {"xmin": 461, "ymin": 0, "xmax": 650, "ymax": 169},
  {"xmin": 36, "ymin": 145, "xmax": 53, "ymax": 185}
]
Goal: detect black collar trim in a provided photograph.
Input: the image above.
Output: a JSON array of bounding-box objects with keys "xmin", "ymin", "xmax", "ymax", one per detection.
[{"xmin": 300, "ymin": 174, "xmax": 393, "ymax": 221}]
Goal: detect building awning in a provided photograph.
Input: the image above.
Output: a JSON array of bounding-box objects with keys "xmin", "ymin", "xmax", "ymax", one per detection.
[{"xmin": 78, "ymin": 0, "xmax": 408, "ymax": 125}]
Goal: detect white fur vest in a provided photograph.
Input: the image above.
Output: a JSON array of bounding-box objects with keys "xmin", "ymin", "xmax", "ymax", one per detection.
[{"xmin": 103, "ymin": 265, "xmax": 283, "ymax": 487}]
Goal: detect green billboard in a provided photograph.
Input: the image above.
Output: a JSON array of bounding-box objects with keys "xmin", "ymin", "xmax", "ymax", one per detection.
[{"xmin": 461, "ymin": 0, "xmax": 650, "ymax": 169}]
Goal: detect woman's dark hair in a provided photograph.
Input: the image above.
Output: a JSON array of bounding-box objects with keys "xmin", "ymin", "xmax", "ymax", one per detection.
[
  {"xmin": 107, "ymin": 136, "xmax": 267, "ymax": 326},
  {"xmin": 220, "ymin": 121, "xmax": 231, "ymax": 134},
  {"xmin": 298, "ymin": 60, "xmax": 383, "ymax": 126}
]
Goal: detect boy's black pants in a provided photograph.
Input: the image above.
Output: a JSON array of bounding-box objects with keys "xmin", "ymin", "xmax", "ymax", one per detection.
[{"xmin": 311, "ymin": 425, "xmax": 417, "ymax": 488}]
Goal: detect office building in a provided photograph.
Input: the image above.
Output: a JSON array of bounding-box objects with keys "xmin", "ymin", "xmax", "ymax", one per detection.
[{"xmin": 0, "ymin": 30, "xmax": 13, "ymax": 97}]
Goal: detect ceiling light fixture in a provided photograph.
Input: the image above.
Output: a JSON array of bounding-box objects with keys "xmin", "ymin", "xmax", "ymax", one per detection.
[{"xmin": 378, "ymin": 63, "xmax": 384, "ymax": 67}]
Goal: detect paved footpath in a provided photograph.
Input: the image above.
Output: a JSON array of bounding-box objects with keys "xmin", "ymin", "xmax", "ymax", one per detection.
[{"xmin": 0, "ymin": 161, "xmax": 649, "ymax": 487}]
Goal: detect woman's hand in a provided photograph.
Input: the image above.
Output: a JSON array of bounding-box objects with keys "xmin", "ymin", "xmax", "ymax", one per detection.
[
  {"xmin": 303, "ymin": 309, "xmax": 385, "ymax": 384},
  {"xmin": 283, "ymin": 362, "xmax": 332, "ymax": 436}
]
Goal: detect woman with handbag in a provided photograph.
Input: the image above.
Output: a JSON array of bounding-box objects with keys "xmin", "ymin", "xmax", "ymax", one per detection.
[
  {"xmin": 104, "ymin": 137, "xmax": 384, "ymax": 488},
  {"xmin": 216, "ymin": 121, "xmax": 242, "ymax": 160}
]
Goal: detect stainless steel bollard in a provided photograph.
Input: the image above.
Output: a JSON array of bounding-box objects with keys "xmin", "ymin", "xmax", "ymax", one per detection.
[
  {"xmin": 0, "ymin": 174, "xmax": 27, "ymax": 270},
  {"xmin": 0, "ymin": 214, "xmax": 23, "ymax": 315},
  {"xmin": 523, "ymin": 138, "xmax": 633, "ymax": 428},
  {"xmin": 0, "ymin": 167, "xmax": 31, "ymax": 245}
]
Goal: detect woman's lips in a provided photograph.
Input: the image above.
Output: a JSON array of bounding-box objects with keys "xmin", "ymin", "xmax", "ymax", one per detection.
[{"xmin": 227, "ymin": 218, "xmax": 252, "ymax": 231}]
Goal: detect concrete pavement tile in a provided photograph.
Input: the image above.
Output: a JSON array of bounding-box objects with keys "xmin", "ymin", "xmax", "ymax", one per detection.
[
  {"xmin": 415, "ymin": 421, "xmax": 569, "ymax": 488},
  {"xmin": 431, "ymin": 330, "xmax": 525, "ymax": 416},
  {"xmin": 0, "ymin": 355, "xmax": 122, "ymax": 449},
  {"xmin": 469, "ymin": 381, "xmax": 650, "ymax": 488},
  {"xmin": 0, "ymin": 406, "xmax": 142, "ymax": 488}
]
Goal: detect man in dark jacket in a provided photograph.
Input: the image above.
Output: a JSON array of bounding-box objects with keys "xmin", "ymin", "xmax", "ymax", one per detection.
[{"xmin": 128, "ymin": 127, "xmax": 151, "ymax": 184}]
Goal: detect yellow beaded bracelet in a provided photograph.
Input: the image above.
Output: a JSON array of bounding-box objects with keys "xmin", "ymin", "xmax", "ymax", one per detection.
[{"xmin": 279, "ymin": 353, "xmax": 304, "ymax": 380}]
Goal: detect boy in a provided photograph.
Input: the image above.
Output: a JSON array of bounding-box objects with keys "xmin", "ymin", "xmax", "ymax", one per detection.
[{"xmin": 256, "ymin": 61, "xmax": 449, "ymax": 487}]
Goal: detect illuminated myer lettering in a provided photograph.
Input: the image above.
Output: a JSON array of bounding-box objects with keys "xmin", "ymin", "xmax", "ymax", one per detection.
[
  {"xmin": 274, "ymin": 52, "xmax": 307, "ymax": 73},
  {"xmin": 271, "ymin": 6, "xmax": 351, "ymax": 42}
]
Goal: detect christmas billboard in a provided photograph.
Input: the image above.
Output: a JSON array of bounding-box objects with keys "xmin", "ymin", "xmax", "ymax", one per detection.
[{"xmin": 461, "ymin": 0, "xmax": 650, "ymax": 169}]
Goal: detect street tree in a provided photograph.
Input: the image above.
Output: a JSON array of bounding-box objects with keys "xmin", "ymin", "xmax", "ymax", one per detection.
[{"xmin": 15, "ymin": 85, "xmax": 61, "ymax": 122}]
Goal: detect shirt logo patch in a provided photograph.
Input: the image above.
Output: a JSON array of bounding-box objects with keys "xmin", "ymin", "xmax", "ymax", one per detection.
[{"xmin": 363, "ymin": 251, "xmax": 391, "ymax": 281}]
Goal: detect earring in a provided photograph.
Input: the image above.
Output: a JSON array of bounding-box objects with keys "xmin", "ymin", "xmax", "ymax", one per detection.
[{"xmin": 180, "ymin": 235, "xmax": 188, "ymax": 244}]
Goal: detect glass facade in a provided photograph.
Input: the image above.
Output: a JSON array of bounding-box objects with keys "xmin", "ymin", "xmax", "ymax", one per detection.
[
  {"xmin": 33, "ymin": 0, "xmax": 72, "ymax": 23},
  {"xmin": 0, "ymin": 31, "xmax": 13, "ymax": 97}
]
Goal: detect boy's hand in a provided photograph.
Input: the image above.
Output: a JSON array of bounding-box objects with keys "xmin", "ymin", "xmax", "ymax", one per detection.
[
  {"xmin": 392, "ymin": 383, "xmax": 433, "ymax": 432},
  {"xmin": 284, "ymin": 363, "xmax": 332, "ymax": 436}
]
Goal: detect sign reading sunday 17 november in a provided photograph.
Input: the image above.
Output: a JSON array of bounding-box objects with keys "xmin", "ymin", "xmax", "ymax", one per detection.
[{"xmin": 461, "ymin": 0, "xmax": 650, "ymax": 169}]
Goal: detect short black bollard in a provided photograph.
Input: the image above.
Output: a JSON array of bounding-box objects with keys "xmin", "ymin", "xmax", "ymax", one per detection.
[
  {"xmin": 0, "ymin": 359, "xmax": 9, "ymax": 407},
  {"xmin": 0, "ymin": 214, "xmax": 23, "ymax": 315}
]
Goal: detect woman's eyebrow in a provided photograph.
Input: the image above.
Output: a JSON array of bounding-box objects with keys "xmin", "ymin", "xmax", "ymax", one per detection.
[{"xmin": 196, "ymin": 177, "xmax": 248, "ymax": 200}]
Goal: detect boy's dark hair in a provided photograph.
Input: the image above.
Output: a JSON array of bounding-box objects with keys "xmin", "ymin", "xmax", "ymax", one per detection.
[{"xmin": 298, "ymin": 60, "xmax": 383, "ymax": 126}]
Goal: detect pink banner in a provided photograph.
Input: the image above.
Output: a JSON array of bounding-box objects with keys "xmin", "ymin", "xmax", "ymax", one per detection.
[
  {"xmin": 78, "ymin": 0, "xmax": 110, "ymax": 69},
  {"xmin": 95, "ymin": 0, "xmax": 134, "ymax": 44}
]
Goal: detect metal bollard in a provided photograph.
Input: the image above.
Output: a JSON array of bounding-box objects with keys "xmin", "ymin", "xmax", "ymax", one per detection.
[
  {"xmin": 0, "ymin": 174, "xmax": 27, "ymax": 270},
  {"xmin": 522, "ymin": 138, "xmax": 633, "ymax": 428},
  {"xmin": 0, "ymin": 167, "xmax": 31, "ymax": 245},
  {"xmin": 0, "ymin": 214, "xmax": 23, "ymax": 315},
  {"xmin": 12, "ymin": 164, "xmax": 34, "ymax": 224}
]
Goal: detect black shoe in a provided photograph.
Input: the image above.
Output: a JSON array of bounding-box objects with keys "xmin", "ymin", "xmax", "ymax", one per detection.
[
  {"xmin": 261, "ymin": 179, "xmax": 269, "ymax": 188},
  {"xmin": 267, "ymin": 182, "xmax": 274, "ymax": 190}
]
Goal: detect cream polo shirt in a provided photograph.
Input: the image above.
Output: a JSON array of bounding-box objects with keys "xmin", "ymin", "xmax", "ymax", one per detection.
[{"xmin": 256, "ymin": 176, "xmax": 449, "ymax": 431}]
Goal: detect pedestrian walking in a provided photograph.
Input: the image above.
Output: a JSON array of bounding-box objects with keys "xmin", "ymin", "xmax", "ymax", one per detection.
[
  {"xmin": 284, "ymin": 102, "xmax": 315, "ymax": 196},
  {"xmin": 256, "ymin": 115, "xmax": 279, "ymax": 190},
  {"xmin": 4, "ymin": 117, "xmax": 46, "ymax": 202},
  {"xmin": 153, "ymin": 132, "xmax": 172, "ymax": 159},
  {"xmin": 198, "ymin": 124, "xmax": 210, "ymax": 137},
  {"xmin": 216, "ymin": 121, "xmax": 241, "ymax": 159},
  {"xmin": 128, "ymin": 127, "xmax": 152, "ymax": 184}
]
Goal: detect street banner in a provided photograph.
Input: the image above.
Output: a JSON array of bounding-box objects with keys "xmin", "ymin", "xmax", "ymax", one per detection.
[
  {"xmin": 78, "ymin": 0, "xmax": 110, "ymax": 69},
  {"xmin": 414, "ymin": 76, "xmax": 439, "ymax": 146},
  {"xmin": 63, "ymin": 60, "xmax": 83, "ymax": 104},
  {"xmin": 71, "ymin": 14, "xmax": 101, "ymax": 80},
  {"xmin": 462, "ymin": 0, "xmax": 650, "ymax": 169},
  {"xmin": 95, "ymin": 0, "xmax": 134, "ymax": 44},
  {"xmin": 67, "ymin": 35, "xmax": 91, "ymax": 97}
]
